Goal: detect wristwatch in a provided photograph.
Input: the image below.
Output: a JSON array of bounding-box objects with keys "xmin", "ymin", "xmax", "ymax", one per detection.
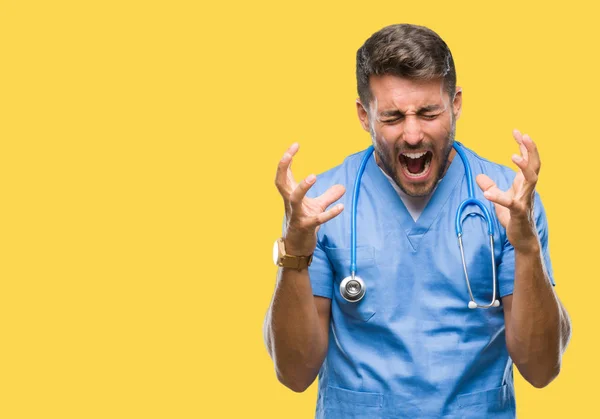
[{"xmin": 272, "ymin": 238, "xmax": 313, "ymax": 270}]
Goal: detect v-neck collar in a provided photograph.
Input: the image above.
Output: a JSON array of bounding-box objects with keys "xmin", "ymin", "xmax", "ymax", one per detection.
[{"xmin": 363, "ymin": 148, "xmax": 465, "ymax": 251}]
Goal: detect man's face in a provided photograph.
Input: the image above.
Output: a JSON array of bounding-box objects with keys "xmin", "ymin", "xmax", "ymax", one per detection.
[{"xmin": 357, "ymin": 75, "xmax": 462, "ymax": 197}]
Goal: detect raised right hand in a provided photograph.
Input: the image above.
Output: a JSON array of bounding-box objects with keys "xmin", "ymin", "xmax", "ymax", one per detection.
[{"xmin": 275, "ymin": 143, "xmax": 346, "ymax": 256}]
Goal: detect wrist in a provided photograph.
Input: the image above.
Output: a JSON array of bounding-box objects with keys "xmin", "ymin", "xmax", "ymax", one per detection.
[
  {"xmin": 283, "ymin": 241, "xmax": 314, "ymax": 256},
  {"xmin": 283, "ymin": 230, "xmax": 316, "ymax": 256},
  {"xmin": 513, "ymin": 237, "xmax": 541, "ymax": 255}
]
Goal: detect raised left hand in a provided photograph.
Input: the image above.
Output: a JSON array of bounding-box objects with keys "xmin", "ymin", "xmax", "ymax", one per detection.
[{"xmin": 475, "ymin": 129, "xmax": 541, "ymax": 252}]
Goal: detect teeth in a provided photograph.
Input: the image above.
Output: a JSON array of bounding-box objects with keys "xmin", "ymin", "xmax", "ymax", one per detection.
[{"xmin": 402, "ymin": 151, "xmax": 428, "ymax": 159}]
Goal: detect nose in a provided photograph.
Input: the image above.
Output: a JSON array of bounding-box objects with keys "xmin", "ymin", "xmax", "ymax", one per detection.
[{"xmin": 402, "ymin": 115, "xmax": 424, "ymax": 145}]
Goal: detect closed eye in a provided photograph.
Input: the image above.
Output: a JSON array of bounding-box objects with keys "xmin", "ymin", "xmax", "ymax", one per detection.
[
  {"xmin": 381, "ymin": 113, "xmax": 440, "ymax": 123},
  {"xmin": 420, "ymin": 113, "xmax": 442, "ymax": 120}
]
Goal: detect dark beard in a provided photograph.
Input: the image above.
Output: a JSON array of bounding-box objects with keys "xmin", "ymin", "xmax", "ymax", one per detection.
[{"xmin": 374, "ymin": 128, "xmax": 456, "ymax": 197}]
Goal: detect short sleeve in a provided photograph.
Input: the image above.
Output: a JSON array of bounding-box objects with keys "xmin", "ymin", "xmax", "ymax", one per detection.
[
  {"xmin": 496, "ymin": 192, "xmax": 555, "ymax": 297},
  {"xmin": 307, "ymin": 239, "xmax": 334, "ymax": 299}
]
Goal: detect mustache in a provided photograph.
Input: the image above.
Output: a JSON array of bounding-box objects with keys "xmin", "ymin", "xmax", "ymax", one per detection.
[{"xmin": 394, "ymin": 143, "xmax": 435, "ymax": 154}]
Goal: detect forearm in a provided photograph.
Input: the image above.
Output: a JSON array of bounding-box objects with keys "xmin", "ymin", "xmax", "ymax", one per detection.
[
  {"xmin": 264, "ymin": 267, "xmax": 327, "ymax": 392},
  {"xmin": 505, "ymin": 241, "xmax": 571, "ymax": 387}
]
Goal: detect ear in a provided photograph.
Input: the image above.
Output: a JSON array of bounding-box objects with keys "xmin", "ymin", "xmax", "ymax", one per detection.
[
  {"xmin": 356, "ymin": 99, "xmax": 371, "ymax": 133},
  {"xmin": 453, "ymin": 87, "xmax": 463, "ymax": 120}
]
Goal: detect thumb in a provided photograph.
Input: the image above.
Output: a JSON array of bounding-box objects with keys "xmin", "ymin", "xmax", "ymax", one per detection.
[
  {"xmin": 476, "ymin": 174, "xmax": 496, "ymax": 192},
  {"xmin": 476, "ymin": 174, "xmax": 514, "ymax": 209},
  {"xmin": 476, "ymin": 174, "xmax": 510, "ymax": 227}
]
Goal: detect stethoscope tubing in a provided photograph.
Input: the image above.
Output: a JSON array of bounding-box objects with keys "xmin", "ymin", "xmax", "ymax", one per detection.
[
  {"xmin": 345, "ymin": 142, "xmax": 500, "ymax": 309},
  {"xmin": 350, "ymin": 146, "xmax": 375, "ymax": 276}
]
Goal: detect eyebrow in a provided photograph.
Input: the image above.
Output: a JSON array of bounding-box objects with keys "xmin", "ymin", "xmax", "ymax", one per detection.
[{"xmin": 379, "ymin": 104, "xmax": 443, "ymax": 118}]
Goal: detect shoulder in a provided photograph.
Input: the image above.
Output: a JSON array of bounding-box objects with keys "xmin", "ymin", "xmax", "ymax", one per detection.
[
  {"xmin": 458, "ymin": 142, "xmax": 516, "ymax": 191},
  {"xmin": 307, "ymin": 147, "xmax": 372, "ymax": 198},
  {"xmin": 458, "ymin": 142, "xmax": 548, "ymax": 217}
]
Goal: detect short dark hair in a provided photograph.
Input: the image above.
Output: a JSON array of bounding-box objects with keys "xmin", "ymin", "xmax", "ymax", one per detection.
[{"xmin": 356, "ymin": 24, "xmax": 456, "ymax": 109}]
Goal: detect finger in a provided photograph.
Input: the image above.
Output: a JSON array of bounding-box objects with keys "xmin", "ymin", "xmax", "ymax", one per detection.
[
  {"xmin": 289, "ymin": 174, "xmax": 317, "ymax": 210},
  {"xmin": 315, "ymin": 203, "xmax": 345, "ymax": 225},
  {"xmin": 521, "ymin": 134, "xmax": 541, "ymax": 175},
  {"xmin": 314, "ymin": 184, "xmax": 346, "ymax": 209},
  {"xmin": 476, "ymin": 174, "xmax": 513, "ymax": 198},
  {"xmin": 511, "ymin": 153, "xmax": 538, "ymax": 185},
  {"xmin": 483, "ymin": 187, "xmax": 515, "ymax": 209},
  {"xmin": 513, "ymin": 129, "xmax": 528, "ymax": 161},
  {"xmin": 275, "ymin": 143, "xmax": 300, "ymax": 196},
  {"xmin": 475, "ymin": 173, "xmax": 496, "ymax": 191},
  {"xmin": 476, "ymin": 174, "xmax": 514, "ymax": 208}
]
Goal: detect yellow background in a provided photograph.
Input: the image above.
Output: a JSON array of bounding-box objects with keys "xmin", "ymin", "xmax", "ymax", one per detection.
[{"xmin": 0, "ymin": 0, "xmax": 594, "ymax": 417}]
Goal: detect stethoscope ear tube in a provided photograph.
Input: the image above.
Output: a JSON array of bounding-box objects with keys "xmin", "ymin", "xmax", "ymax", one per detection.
[
  {"xmin": 459, "ymin": 234, "xmax": 500, "ymax": 309},
  {"xmin": 454, "ymin": 142, "xmax": 500, "ymax": 309}
]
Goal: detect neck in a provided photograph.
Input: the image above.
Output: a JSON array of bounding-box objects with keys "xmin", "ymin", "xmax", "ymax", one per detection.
[{"xmin": 442, "ymin": 147, "xmax": 457, "ymax": 178}]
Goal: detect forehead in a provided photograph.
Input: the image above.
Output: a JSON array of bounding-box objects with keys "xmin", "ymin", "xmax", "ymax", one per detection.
[{"xmin": 368, "ymin": 74, "xmax": 448, "ymax": 112}]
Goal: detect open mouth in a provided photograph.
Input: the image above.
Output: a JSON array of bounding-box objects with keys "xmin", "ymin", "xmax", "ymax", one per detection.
[{"xmin": 399, "ymin": 151, "xmax": 433, "ymax": 179}]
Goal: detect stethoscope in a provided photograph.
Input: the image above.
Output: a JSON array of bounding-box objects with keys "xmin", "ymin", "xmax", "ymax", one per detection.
[{"xmin": 339, "ymin": 142, "xmax": 501, "ymax": 309}]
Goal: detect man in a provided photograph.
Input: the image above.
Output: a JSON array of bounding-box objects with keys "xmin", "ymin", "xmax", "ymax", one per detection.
[{"xmin": 263, "ymin": 24, "xmax": 571, "ymax": 418}]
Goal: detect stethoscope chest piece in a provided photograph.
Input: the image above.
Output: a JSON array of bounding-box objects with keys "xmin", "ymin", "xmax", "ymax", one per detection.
[{"xmin": 340, "ymin": 275, "xmax": 366, "ymax": 302}]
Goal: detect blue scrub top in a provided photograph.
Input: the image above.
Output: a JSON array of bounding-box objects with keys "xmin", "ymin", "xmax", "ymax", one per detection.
[{"xmin": 305, "ymin": 144, "xmax": 555, "ymax": 418}]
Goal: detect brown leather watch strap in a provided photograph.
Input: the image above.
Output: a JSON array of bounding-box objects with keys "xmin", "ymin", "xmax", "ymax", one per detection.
[
  {"xmin": 279, "ymin": 253, "xmax": 314, "ymax": 270},
  {"xmin": 274, "ymin": 238, "xmax": 313, "ymax": 271}
]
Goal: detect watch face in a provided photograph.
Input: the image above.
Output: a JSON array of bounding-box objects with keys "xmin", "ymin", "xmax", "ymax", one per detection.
[{"xmin": 273, "ymin": 240, "xmax": 279, "ymax": 265}]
